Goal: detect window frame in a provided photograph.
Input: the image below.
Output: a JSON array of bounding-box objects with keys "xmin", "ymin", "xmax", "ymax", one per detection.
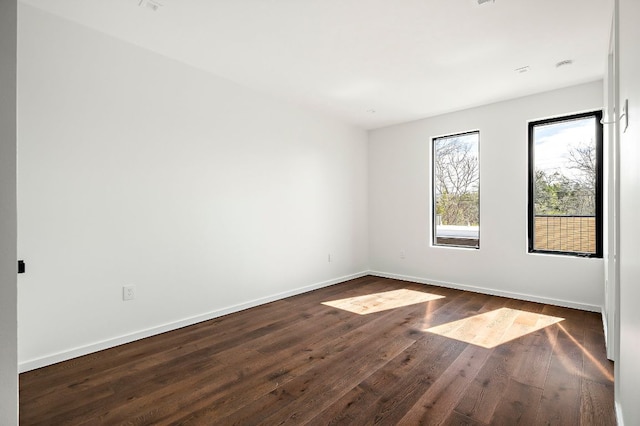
[
  {"xmin": 527, "ymin": 110, "xmax": 604, "ymax": 258},
  {"xmin": 431, "ymin": 130, "xmax": 481, "ymax": 250}
]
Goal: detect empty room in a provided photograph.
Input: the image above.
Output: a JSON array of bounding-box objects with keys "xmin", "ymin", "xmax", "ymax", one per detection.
[{"xmin": 1, "ymin": 0, "xmax": 640, "ymax": 424}]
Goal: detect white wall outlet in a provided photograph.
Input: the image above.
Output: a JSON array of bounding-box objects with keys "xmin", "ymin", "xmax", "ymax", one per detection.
[
  {"xmin": 400, "ymin": 250, "xmax": 406, "ymax": 259},
  {"xmin": 123, "ymin": 285, "xmax": 136, "ymax": 301},
  {"xmin": 328, "ymin": 253, "xmax": 332, "ymax": 262}
]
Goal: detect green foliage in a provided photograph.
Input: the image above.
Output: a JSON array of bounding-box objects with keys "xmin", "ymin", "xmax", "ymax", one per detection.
[
  {"xmin": 434, "ymin": 135, "xmax": 479, "ymax": 226},
  {"xmin": 436, "ymin": 192, "xmax": 479, "ymax": 226},
  {"xmin": 534, "ymin": 142, "xmax": 596, "ymax": 216},
  {"xmin": 534, "ymin": 169, "xmax": 595, "ymax": 216}
]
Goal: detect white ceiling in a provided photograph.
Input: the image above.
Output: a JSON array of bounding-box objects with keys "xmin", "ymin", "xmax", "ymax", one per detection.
[{"xmin": 21, "ymin": 0, "xmax": 612, "ymax": 129}]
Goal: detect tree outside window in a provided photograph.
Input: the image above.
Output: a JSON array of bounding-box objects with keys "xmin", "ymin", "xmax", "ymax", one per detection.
[
  {"xmin": 529, "ymin": 111, "xmax": 603, "ymax": 257},
  {"xmin": 433, "ymin": 131, "xmax": 480, "ymax": 248}
]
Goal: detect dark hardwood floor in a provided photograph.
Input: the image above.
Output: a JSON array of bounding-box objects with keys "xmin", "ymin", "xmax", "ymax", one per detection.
[{"xmin": 19, "ymin": 276, "xmax": 615, "ymax": 425}]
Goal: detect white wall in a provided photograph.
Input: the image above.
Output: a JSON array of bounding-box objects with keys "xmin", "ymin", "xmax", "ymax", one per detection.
[
  {"xmin": 369, "ymin": 81, "xmax": 604, "ymax": 311},
  {"xmin": 17, "ymin": 5, "xmax": 368, "ymax": 370},
  {"xmin": 616, "ymin": 0, "xmax": 640, "ymax": 423},
  {"xmin": 0, "ymin": 0, "xmax": 18, "ymax": 423}
]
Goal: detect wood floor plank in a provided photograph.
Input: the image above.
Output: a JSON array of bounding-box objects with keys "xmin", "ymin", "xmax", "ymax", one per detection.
[
  {"xmin": 149, "ymin": 293, "xmax": 424, "ymax": 423},
  {"xmin": 489, "ymin": 378, "xmax": 543, "ymax": 425},
  {"xmin": 334, "ymin": 293, "xmax": 506, "ymax": 426},
  {"xmin": 396, "ymin": 343, "xmax": 493, "ymax": 425},
  {"xmin": 443, "ymin": 410, "xmax": 488, "ymax": 426},
  {"xmin": 453, "ymin": 346, "xmax": 509, "ymax": 423},
  {"xmin": 93, "ymin": 302, "xmax": 382, "ymax": 423},
  {"xmin": 19, "ymin": 298, "xmax": 301, "ymax": 396},
  {"xmin": 18, "ymin": 276, "xmax": 615, "ymax": 425},
  {"xmin": 580, "ymin": 379, "xmax": 616, "ymax": 426},
  {"xmin": 34, "ymin": 346, "xmax": 229, "ymax": 424},
  {"xmin": 582, "ymin": 327, "xmax": 615, "ymax": 385},
  {"xmin": 175, "ymin": 317, "xmax": 417, "ymax": 424},
  {"xmin": 534, "ymin": 323, "xmax": 584, "ymax": 425},
  {"xmin": 234, "ymin": 333, "xmax": 414, "ymax": 425},
  {"xmin": 18, "ymin": 275, "xmax": 377, "ymax": 385},
  {"xmin": 506, "ymin": 325, "xmax": 557, "ymax": 389},
  {"xmin": 404, "ymin": 290, "xmax": 494, "ymax": 334},
  {"xmin": 310, "ymin": 335, "xmax": 466, "ymax": 425}
]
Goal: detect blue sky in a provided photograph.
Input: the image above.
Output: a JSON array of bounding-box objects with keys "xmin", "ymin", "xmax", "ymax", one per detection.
[{"xmin": 534, "ymin": 117, "xmax": 595, "ymax": 177}]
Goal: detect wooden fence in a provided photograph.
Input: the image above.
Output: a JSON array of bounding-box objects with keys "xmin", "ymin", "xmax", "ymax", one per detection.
[{"xmin": 534, "ymin": 216, "xmax": 596, "ymax": 253}]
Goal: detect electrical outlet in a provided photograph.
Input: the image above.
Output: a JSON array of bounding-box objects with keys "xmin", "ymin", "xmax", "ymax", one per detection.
[
  {"xmin": 123, "ymin": 285, "xmax": 136, "ymax": 301},
  {"xmin": 328, "ymin": 253, "xmax": 332, "ymax": 262},
  {"xmin": 400, "ymin": 250, "xmax": 406, "ymax": 259}
]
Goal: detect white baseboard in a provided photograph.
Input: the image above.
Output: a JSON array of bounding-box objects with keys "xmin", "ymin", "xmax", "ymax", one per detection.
[
  {"xmin": 616, "ymin": 401, "xmax": 624, "ymax": 426},
  {"xmin": 18, "ymin": 271, "xmax": 369, "ymax": 373},
  {"xmin": 19, "ymin": 269, "xmax": 603, "ymax": 372},
  {"xmin": 369, "ymin": 270, "xmax": 602, "ymax": 313}
]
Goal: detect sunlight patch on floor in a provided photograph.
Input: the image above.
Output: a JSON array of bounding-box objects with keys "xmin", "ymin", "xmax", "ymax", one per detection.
[
  {"xmin": 424, "ymin": 307, "xmax": 564, "ymax": 348},
  {"xmin": 322, "ymin": 289, "xmax": 444, "ymax": 315},
  {"xmin": 557, "ymin": 323, "xmax": 614, "ymax": 381}
]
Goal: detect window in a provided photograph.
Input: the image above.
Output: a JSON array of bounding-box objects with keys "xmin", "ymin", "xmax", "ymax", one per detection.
[
  {"xmin": 432, "ymin": 131, "xmax": 480, "ymax": 248},
  {"xmin": 528, "ymin": 111, "xmax": 603, "ymax": 257}
]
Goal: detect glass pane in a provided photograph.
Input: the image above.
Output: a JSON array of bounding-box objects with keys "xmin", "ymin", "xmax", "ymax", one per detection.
[
  {"xmin": 433, "ymin": 132, "xmax": 479, "ymax": 248},
  {"xmin": 532, "ymin": 117, "xmax": 597, "ymax": 253}
]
